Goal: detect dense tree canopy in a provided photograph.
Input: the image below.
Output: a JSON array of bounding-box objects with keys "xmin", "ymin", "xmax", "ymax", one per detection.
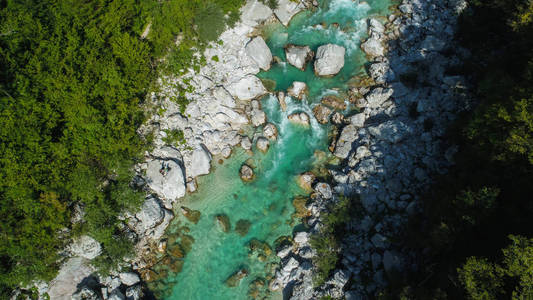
[{"xmin": 0, "ymin": 0, "xmax": 244, "ymax": 295}]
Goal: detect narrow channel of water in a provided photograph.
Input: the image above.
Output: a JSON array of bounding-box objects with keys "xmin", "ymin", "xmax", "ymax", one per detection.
[{"xmin": 150, "ymin": 0, "xmax": 392, "ymax": 299}]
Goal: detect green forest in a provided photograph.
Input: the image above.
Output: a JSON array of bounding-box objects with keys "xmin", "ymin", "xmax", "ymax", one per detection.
[
  {"xmin": 383, "ymin": 0, "xmax": 533, "ymax": 298},
  {"xmin": 0, "ymin": 0, "xmax": 245, "ymax": 296}
]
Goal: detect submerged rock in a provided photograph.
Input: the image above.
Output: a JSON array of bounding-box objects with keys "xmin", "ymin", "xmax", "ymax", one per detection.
[
  {"xmin": 288, "ymin": 112, "xmax": 310, "ymax": 126},
  {"xmin": 240, "ymin": 164, "xmax": 255, "ymax": 181},
  {"xmin": 286, "ymin": 45, "xmax": 313, "ymax": 70},
  {"xmin": 314, "ymin": 44, "xmax": 346, "ymax": 76},
  {"xmin": 235, "ymin": 219, "xmax": 252, "ymax": 236},
  {"xmin": 321, "ymin": 95, "xmax": 346, "ymax": 110},
  {"xmin": 312, "ymin": 104, "xmax": 332, "ymax": 124},
  {"xmin": 256, "ymin": 137, "xmax": 270, "ymax": 152},
  {"xmin": 225, "ymin": 268, "xmax": 249, "ymax": 287},
  {"xmin": 215, "ymin": 214, "xmax": 231, "ymax": 233},
  {"xmin": 287, "ymin": 81, "xmax": 307, "ymax": 99},
  {"xmin": 298, "ymin": 172, "xmax": 316, "ymax": 191},
  {"xmin": 180, "ymin": 206, "xmax": 201, "ymax": 224},
  {"xmin": 245, "ymin": 36, "xmax": 273, "ymax": 71}
]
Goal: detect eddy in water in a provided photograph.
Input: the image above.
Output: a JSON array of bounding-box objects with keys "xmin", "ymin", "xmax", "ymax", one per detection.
[{"xmin": 148, "ymin": 0, "xmax": 392, "ymax": 299}]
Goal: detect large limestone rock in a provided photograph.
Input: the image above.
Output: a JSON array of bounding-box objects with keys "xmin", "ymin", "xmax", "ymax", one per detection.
[
  {"xmin": 245, "ymin": 36, "xmax": 273, "ymax": 71},
  {"xmin": 189, "ymin": 146, "xmax": 212, "ymax": 178},
  {"xmin": 228, "ymin": 75, "xmax": 267, "ymax": 101},
  {"xmin": 69, "ymin": 235, "xmax": 102, "ymax": 260},
  {"xmin": 240, "ymin": 0, "xmax": 273, "ymax": 27},
  {"xmin": 334, "ymin": 124, "xmax": 358, "ymax": 159},
  {"xmin": 145, "ymin": 159, "xmax": 186, "ymax": 201},
  {"xmin": 364, "ymin": 87, "xmax": 394, "ymax": 108},
  {"xmin": 361, "ymin": 37, "xmax": 384, "ymax": 57},
  {"xmin": 48, "ymin": 258, "xmax": 94, "ymax": 300},
  {"xmin": 134, "ymin": 197, "xmax": 164, "ymax": 234},
  {"xmin": 314, "ymin": 44, "xmax": 345, "ymax": 76},
  {"xmin": 286, "ymin": 45, "xmax": 313, "ymax": 70},
  {"xmin": 251, "ymin": 110, "xmax": 267, "ymax": 127},
  {"xmin": 274, "ymin": 0, "xmax": 304, "ymax": 26},
  {"xmin": 367, "ymin": 120, "xmax": 412, "ymax": 143}
]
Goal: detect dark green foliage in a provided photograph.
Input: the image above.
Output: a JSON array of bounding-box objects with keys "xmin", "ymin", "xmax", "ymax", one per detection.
[
  {"xmin": 310, "ymin": 195, "xmax": 360, "ymax": 286},
  {"xmin": 0, "ymin": 0, "xmax": 245, "ymax": 293},
  {"xmin": 162, "ymin": 129, "xmax": 187, "ymax": 147},
  {"xmin": 382, "ymin": 0, "xmax": 533, "ymax": 298}
]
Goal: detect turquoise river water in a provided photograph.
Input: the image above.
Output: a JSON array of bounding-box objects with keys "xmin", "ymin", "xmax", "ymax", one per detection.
[{"xmin": 150, "ymin": 0, "xmax": 393, "ymax": 299}]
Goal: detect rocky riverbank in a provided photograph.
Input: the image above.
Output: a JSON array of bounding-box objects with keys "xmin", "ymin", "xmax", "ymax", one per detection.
[
  {"xmin": 32, "ymin": 1, "xmax": 315, "ymax": 300},
  {"xmin": 271, "ymin": 0, "xmax": 472, "ymax": 298}
]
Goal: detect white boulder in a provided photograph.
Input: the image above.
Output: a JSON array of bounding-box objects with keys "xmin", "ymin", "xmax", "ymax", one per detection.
[
  {"xmin": 245, "ymin": 36, "xmax": 273, "ymax": 71},
  {"xmin": 286, "ymin": 45, "xmax": 313, "ymax": 70},
  {"xmin": 288, "ymin": 112, "xmax": 310, "ymax": 126},
  {"xmin": 274, "ymin": 0, "xmax": 304, "ymax": 26},
  {"xmin": 189, "ymin": 146, "xmax": 212, "ymax": 178},
  {"xmin": 314, "ymin": 44, "xmax": 345, "ymax": 76},
  {"xmin": 287, "ymin": 81, "xmax": 307, "ymax": 99},
  {"xmin": 361, "ymin": 37, "xmax": 385, "ymax": 57},
  {"xmin": 256, "ymin": 137, "xmax": 270, "ymax": 152},
  {"xmin": 145, "ymin": 159, "xmax": 186, "ymax": 201},
  {"xmin": 228, "ymin": 75, "xmax": 267, "ymax": 101},
  {"xmin": 119, "ymin": 272, "xmax": 141, "ymax": 286}
]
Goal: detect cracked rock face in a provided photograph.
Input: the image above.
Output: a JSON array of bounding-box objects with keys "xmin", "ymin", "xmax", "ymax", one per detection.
[
  {"xmin": 314, "ymin": 44, "xmax": 346, "ymax": 76},
  {"xmin": 274, "ymin": 0, "xmax": 305, "ymax": 26},
  {"xmin": 189, "ymin": 146, "xmax": 212, "ymax": 178},
  {"xmin": 245, "ymin": 36, "xmax": 273, "ymax": 71},
  {"xmin": 145, "ymin": 159, "xmax": 186, "ymax": 202}
]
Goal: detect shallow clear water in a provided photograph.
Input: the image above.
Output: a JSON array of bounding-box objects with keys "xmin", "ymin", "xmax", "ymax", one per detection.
[{"xmin": 152, "ymin": 0, "xmax": 392, "ymax": 299}]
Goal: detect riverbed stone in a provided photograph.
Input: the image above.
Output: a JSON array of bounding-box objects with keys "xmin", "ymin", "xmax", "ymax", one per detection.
[
  {"xmin": 245, "ymin": 36, "xmax": 273, "ymax": 71},
  {"xmin": 288, "ymin": 112, "xmax": 310, "ymax": 126},
  {"xmin": 287, "ymin": 81, "xmax": 307, "ymax": 99},
  {"xmin": 321, "ymin": 95, "xmax": 346, "ymax": 110},
  {"xmin": 312, "ymin": 104, "xmax": 332, "ymax": 124},
  {"xmin": 361, "ymin": 37, "xmax": 385, "ymax": 57},
  {"xmin": 225, "ymin": 269, "xmax": 248, "ymax": 287},
  {"xmin": 286, "ymin": 45, "xmax": 313, "ymax": 70},
  {"xmin": 314, "ymin": 44, "xmax": 346, "ymax": 76},
  {"xmin": 240, "ymin": 164, "xmax": 255, "ymax": 181},
  {"xmin": 256, "ymin": 137, "xmax": 270, "ymax": 152},
  {"xmin": 241, "ymin": 136, "xmax": 252, "ymax": 150},
  {"xmin": 215, "ymin": 214, "xmax": 231, "ymax": 233},
  {"xmin": 334, "ymin": 124, "xmax": 358, "ymax": 159},
  {"xmin": 263, "ymin": 123, "xmax": 278, "ymax": 140}
]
